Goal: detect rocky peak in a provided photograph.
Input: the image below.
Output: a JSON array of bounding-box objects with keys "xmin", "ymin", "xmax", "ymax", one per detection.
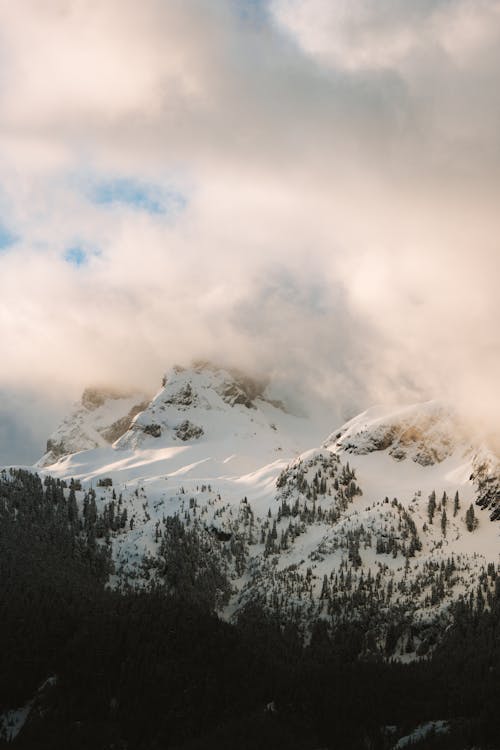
[
  {"xmin": 163, "ymin": 361, "xmax": 270, "ymax": 410},
  {"xmin": 39, "ymin": 387, "xmax": 150, "ymax": 466},
  {"xmin": 114, "ymin": 363, "xmax": 290, "ymax": 450},
  {"xmin": 326, "ymin": 401, "xmax": 469, "ymax": 466},
  {"xmin": 80, "ymin": 386, "xmax": 136, "ymax": 411}
]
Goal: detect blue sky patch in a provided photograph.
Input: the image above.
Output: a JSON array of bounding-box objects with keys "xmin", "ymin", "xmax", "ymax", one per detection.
[
  {"xmin": 64, "ymin": 244, "xmax": 102, "ymax": 267},
  {"xmin": 88, "ymin": 178, "xmax": 186, "ymax": 216},
  {"xmin": 0, "ymin": 224, "xmax": 18, "ymax": 251},
  {"xmin": 236, "ymin": 0, "xmax": 269, "ymax": 22},
  {"xmin": 64, "ymin": 246, "xmax": 88, "ymax": 266}
]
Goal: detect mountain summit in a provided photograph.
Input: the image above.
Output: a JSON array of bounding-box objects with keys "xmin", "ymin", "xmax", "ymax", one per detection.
[
  {"xmin": 26, "ymin": 367, "xmax": 500, "ymax": 658},
  {"xmin": 114, "ymin": 362, "xmax": 290, "ymax": 450},
  {"xmin": 39, "ymin": 386, "xmax": 150, "ymax": 467}
]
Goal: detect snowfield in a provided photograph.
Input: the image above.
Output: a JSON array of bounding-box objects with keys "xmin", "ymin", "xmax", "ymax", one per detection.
[{"xmin": 14, "ymin": 363, "xmax": 500, "ymax": 657}]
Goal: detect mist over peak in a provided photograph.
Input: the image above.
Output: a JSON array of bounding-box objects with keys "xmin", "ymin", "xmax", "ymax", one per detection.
[{"xmin": 1, "ymin": 0, "xmax": 499, "ymax": 464}]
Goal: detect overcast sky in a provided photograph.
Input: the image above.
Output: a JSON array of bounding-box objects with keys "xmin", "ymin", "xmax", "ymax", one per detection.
[{"xmin": 1, "ymin": 0, "xmax": 499, "ymax": 464}]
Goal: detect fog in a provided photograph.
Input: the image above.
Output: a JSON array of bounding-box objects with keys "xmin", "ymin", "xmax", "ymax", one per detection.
[{"xmin": 0, "ymin": 0, "xmax": 499, "ymax": 463}]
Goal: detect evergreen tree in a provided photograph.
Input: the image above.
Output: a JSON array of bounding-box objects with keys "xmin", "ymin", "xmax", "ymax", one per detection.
[
  {"xmin": 427, "ymin": 491, "xmax": 437, "ymax": 524},
  {"xmin": 441, "ymin": 509, "xmax": 447, "ymax": 537},
  {"xmin": 465, "ymin": 504, "xmax": 477, "ymax": 532}
]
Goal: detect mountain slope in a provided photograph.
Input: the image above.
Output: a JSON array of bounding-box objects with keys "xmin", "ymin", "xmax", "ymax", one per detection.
[
  {"xmin": 39, "ymin": 386, "xmax": 150, "ymax": 466},
  {"xmin": 32, "ymin": 368, "xmax": 500, "ymax": 657}
]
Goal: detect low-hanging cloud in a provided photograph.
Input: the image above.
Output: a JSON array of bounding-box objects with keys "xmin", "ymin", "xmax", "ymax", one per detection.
[{"xmin": 0, "ymin": 0, "xmax": 499, "ymax": 462}]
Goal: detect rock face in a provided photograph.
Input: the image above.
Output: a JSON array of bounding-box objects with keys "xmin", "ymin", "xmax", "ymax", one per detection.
[
  {"xmin": 175, "ymin": 420, "xmax": 204, "ymax": 441},
  {"xmin": 192, "ymin": 361, "xmax": 268, "ymax": 407},
  {"xmin": 35, "ymin": 368, "xmax": 500, "ymax": 659},
  {"xmin": 39, "ymin": 363, "xmax": 296, "ymax": 464},
  {"xmin": 39, "ymin": 388, "xmax": 150, "ymax": 466},
  {"xmin": 327, "ymin": 401, "xmax": 468, "ymax": 466},
  {"xmin": 471, "ymin": 448, "xmax": 500, "ymax": 519},
  {"xmin": 114, "ymin": 362, "xmax": 288, "ymax": 451}
]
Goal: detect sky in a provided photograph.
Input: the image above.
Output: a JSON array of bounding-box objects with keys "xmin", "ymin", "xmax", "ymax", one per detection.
[{"xmin": 0, "ymin": 0, "xmax": 499, "ymax": 463}]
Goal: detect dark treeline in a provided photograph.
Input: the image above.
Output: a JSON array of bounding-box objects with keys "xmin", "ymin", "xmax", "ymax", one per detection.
[{"xmin": 1, "ymin": 470, "xmax": 500, "ymax": 749}]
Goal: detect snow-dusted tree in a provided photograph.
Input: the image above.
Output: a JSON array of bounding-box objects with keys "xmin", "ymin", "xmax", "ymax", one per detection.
[
  {"xmin": 465, "ymin": 504, "xmax": 478, "ymax": 532},
  {"xmin": 427, "ymin": 491, "xmax": 437, "ymax": 524},
  {"xmin": 441, "ymin": 509, "xmax": 447, "ymax": 537}
]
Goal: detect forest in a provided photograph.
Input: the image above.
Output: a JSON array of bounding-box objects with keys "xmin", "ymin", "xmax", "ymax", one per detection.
[{"xmin": 1, "ymin": 469, "xmax": 500, "ymax": 749}]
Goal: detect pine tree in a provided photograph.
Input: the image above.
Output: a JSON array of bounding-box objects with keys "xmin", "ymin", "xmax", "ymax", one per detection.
[
  {"xmin": 271, "ymin": 519, "xmax": 277, "ymax": 540},
  {"xmin": 441, "ymin": 509, "xmax": 447, "ymax": 537},
  {"xmin": 68, "ymin": 486, "xmax": 78, "ymax": 525},
  {"xmin": 427, "ymin": 491, "xmax": 436, "ymax": 524},
  {"xmin": 465, "ymin": 504, "xmax": 477, "ymax": 532},
  {"xmin": 320, "ymin": 574, "xmax": 329, "ymax": 599}
]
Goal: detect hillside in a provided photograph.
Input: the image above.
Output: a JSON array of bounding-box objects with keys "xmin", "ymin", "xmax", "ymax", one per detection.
[
  {"xmin": 2, "ymin": 364, "xmax": 500, "ymax": 748},
  {"xmin": 33, "ymin": 365, "xmax": 500, "ymax": 658}
]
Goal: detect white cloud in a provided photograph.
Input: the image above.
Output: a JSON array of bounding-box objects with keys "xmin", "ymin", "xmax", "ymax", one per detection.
[
  {"xmin": 0, "ymin": 0, "xmax": 499, "ymax": 462},
  {"xmin": 270, "ymin": 0, "xmax": 500, "ymax": 70}
]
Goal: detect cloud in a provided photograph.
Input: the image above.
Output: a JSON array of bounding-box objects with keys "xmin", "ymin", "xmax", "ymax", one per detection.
[
  {"xmin": 0, "ymin": 387, "xmax": 71, "ymax": 465},
  {"xmin": 270, "ymin": 0, "xmax": 500, "ymax": 70},
  {"xmin": 86, "ymin": 177, "xmax": 186, "ymax": 215},
  {"xmin": 0, "ymin": 224, "xmax": 17, "ymax": 250},
  {"xmin": 0, "ymin": 0, "xmax": 499, "ymax": 462}
]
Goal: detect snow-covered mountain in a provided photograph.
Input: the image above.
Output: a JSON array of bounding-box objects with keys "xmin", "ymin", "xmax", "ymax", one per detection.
[
  {"xmin": 31, "ymin": 364, "xmax": 500, "ymax": 657},
  {"xmin": 40, "ymin": 362, "xmax": 319, "ymax": 479},
  {"xmin": 39, "ymin": 386, "xmax": 151, "ymax": 466}
]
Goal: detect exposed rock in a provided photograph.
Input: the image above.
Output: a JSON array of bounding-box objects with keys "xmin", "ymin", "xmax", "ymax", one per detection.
[
  {"xmin": 101, "ymin": 402, "xmax": 149, "ymax": 443},
  {"xmin": 163, "ymin": 383, "xmax": 197, "ymax": 409},
  {"xmin": 333, "ymin": 404, "xmax": 465, "ymax": 466},
  {"xmin": 45, "ymin": 439, "xmax": 66, "ymax": 460},
  {"xmin": 40, "ymin": 386, "xmax": 151, "ymax": 466},
  {"xmin": 81, "ymin": 387, "xmax": 132, "ymax": 411},
  {"xmin": 215, "ymin": 374, "xmax": 268, "ymax": 409},
  {"xmin": 471, "ymin": 452, "xmax": 500, "ymax": 518},
  {"xmin": 189, "ymin": 360, "xmax": 268, "ymax": 409},
  {"xmin": 143, "ymin": 423, "xmax": 162, "ymax": 438},
  {"xmin": 218, "ymin": 382, "xmax": 257, "ymax": 409},
  {"xmin": 175, "ymin": 420, "xmax": 204, "ymax": 441}
]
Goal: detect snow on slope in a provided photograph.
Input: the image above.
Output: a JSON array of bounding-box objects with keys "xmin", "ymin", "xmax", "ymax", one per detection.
[
  {"xmin": 38, "ymin": 387, "xmax": 150, "ymax": 466},
  {"xmin": 39, "ymin": 364, "xmax": 321, "ymax": 563},
  {"xmin": 34, "ymin": 371, "xmax": 500, "ymax": 657},
  {"xmin": 327, "ymin": 401, "xmax": 469, "ymax": 465},
  {"xmin": 41, "ymin": 363, "xmax": 318, "ymax": 483}
]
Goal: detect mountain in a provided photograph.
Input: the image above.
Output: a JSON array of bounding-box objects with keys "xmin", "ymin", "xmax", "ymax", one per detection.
[
  {"xmin": 4, "ymin": 364, "xmax": 500, "ymax": 747},
  {"xmin": 27, "ymin": 366, "xmax": 500, "ymax": 656},
  {"xmin": 39, "ymin": 386, "xmax": 151, "ymax": 466}
]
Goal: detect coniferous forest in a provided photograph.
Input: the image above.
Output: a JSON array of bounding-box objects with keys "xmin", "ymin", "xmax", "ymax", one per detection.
[{"xmin": 1, "ymin": 470, "xmax": 500, "ymax": 749}]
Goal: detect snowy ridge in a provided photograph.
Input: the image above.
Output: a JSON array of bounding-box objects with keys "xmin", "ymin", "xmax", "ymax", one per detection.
[
  {"xmin": 29, "ymin": 367, "xmax": 500, "ymax": 657},
  {"xmin": 39, "ymin": 386, "xmax": 150, "ymax": 467},
  {"xmin": 471, "ymin": 444, "xmax": 500, "ymax": 519},
  {"xmin": 115, "ymin": 363, "xmax": 297, "ymax": 453},
  {"xmin": 42, "ymin": 364, "xmax": 318, "ymax": 483},
  {"xmin": 326, "ymin": 401, "xmax": 469, "ymax": 466}
]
